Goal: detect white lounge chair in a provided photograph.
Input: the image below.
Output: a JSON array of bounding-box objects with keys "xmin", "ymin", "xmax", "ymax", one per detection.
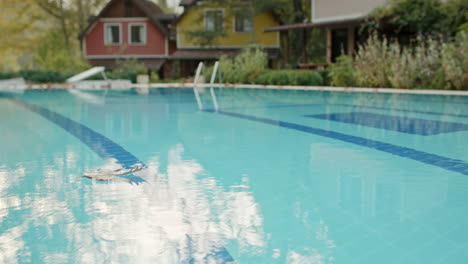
[
  {"xmin": 0, "ymin": 78, "xmax": 26, "ymax": 93},
  {"xmin": 67, "ymin": 67, "xmax": 132, "ymax": 90}
]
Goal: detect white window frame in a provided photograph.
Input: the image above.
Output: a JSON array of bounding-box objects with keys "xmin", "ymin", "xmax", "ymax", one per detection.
[
  {"xmin": 128, "ymin": 23, "xmax": 147, "ymax": 45},
  {"xmin": 104, "ymin": 23, "xmax": 122, "ymax": 45},
  {"xmin": 204, "ymin": 8, "xmax": 224, "ymax": 32}
]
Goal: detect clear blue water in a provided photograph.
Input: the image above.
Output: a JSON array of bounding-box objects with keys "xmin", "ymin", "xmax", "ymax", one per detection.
[{"xmin": 0, "ymin": 88, "xmax": 467, "ymax": 263}]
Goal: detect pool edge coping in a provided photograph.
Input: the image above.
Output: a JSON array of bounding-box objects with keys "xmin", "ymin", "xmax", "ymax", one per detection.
[
  {"xmin": 4, "ymin": 83, "xmax": 468, "ymax": 96},
  {"xmin": 140, "ymin": 83, "xmax": 468, "ymax": 96}
]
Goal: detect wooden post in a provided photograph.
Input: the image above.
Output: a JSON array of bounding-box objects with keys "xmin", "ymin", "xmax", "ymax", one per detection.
[
  {"xmin": 283, "ymin": 31, "xmax": 290, "ymax": 65},
  {"xmin": 303, "ymin": 29, "xmax": 308, "ymax": 63},
  {"xmin": 348, "ymin": 26, "xmax": 355, "ymax": 56},
  {"xmin": 326, "ymin": 27, "xmax": 332, "ymax": 63}
]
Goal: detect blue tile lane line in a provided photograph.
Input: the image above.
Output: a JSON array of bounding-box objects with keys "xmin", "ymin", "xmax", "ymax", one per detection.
[
  {"xmin": 205, "ymin": 110, "xmax": 468, "ymax": 176},
  {"xmin": 226, "ymin": 102, "xmax": 468, "ymax": 119},
  {"xmin": 10, "ymin": 98, "xmax": 146, "ymax": 184},
  {"xmin": 12, "ymin": 98, "xmax": 236, "ymax": 263},
  {"xmin": 304, "ymin": 112, "xmax": 468, "ymax": 136},
  {"xmin": 339, "ymin": 103, "xmax": 468, "ymax": 119}
]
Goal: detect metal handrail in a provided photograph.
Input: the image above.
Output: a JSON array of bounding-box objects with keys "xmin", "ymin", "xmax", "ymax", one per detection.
[
  {"xmin": 192, "ymin": 61, "xmax": 222, "ymax": 111},
  {"xmin": 193, "ymin": 62, "xmax": 204, "ymax": 110},
  {"xmin": 209, "ymin": 61, "xmax": 220, "ymax": 111}
]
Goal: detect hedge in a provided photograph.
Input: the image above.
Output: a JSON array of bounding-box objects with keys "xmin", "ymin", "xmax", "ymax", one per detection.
[
  {"xmin": 0, "ymin": 70, "xmax": 139, "ymax": 84},
  {"xmin": 1, "ymin": 69, "xmax": 325, "ymax": 86},
  {"xmin": 0, "ymin": 70, "xmax": 72, "ymax": 84},
  {"xmin": 252, "ymin": 70, "xmax": 324, "ymax": 86}
]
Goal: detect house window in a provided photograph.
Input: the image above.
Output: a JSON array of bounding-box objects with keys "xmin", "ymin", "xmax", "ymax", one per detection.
[
  {"xmin": 129, "ymin": 23, "xmax": 146, "ymax": 45},
  {"xmin": 204, "ymin": 9, "xmax": 223, "ymax": 32},
  {"xmin": 104, "ymin": 24, "xmax": 121, "ymax": 45},
  {"xmin": 234, "ymin": 10, "xmax": 253, "ymax": 33}
]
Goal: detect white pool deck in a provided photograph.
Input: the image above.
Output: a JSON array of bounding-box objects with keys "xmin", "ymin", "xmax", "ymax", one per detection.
[{"xmin": 1, "ymin": 82, "xmax": 467, "ymax": 96}]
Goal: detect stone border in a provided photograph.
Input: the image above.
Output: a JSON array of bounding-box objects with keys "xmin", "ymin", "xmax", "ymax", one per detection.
[
  {"xmin": 2, "ymin": 83, "xmax": 468, "ymax": 96},
  {"xmin": 135, "ymin": 83, "xmax": 468, "ymax": 96}
]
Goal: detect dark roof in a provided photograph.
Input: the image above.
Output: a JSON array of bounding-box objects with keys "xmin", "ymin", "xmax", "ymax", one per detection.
[
  {"xmin": 155, "ymin": 13, "xmax": 177, "ymax": 22},
  {"xmin": 264, "ymin": 17, "xmax": 363, "ymax": 32},
  {"xmin": 179, "ymin": 0, "xmax": 196, "ymax": 6},
  {"xmin": 78, "ymin": 0, "xmax": 176, "ymax": 39},
  {"xmin": 170, "ymin": 48, "xmax": 280, "ymax": 60}
]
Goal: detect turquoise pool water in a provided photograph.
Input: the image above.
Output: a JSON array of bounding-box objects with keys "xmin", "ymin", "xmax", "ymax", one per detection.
[{"xmin": 0, "ymin": 88, "xmax": 467, "ymax": 263}]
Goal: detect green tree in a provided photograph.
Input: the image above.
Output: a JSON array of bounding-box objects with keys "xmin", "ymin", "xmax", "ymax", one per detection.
[
  {"xmin": 33, "ymin": 30, "xmax": 89, "ymax": 72},
  {"xmin": 34, "ymin": 0, "xmax": 107, "ymax": 54},
  {"xmin": 0, "ymin": 0, "xmax": 46, "ymax": 70},
  {"xmin": 365, "ymin": 0, "xmax": 468, "ymax": 37},
  {"xmin": 441, "ymin": 0, "xmax": 468, "ymax": 36}
]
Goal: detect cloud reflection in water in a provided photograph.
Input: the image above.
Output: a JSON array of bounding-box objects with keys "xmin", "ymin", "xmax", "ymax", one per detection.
[{"xmin": 74, "ymin": 144, "xmax": 265, "ymax": 263}]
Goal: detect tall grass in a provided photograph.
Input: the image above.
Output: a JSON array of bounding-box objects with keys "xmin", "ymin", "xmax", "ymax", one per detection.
[{"xmin": 330, "ymin": 33, "xmax": 467, "ymax": 90}]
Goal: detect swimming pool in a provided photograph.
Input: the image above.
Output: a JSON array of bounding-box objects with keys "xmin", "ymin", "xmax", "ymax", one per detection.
[{"xmin": 0, "ymin": 88, "xmax": 467, "ymax": 263}]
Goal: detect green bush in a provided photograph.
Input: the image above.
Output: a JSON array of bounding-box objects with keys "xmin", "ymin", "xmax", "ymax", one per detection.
[
  {"xmin": 354, "ymin": 35, "xmax": 392, "ymax": 88},
  {"xmin": 0, "ymin": 70, "xmax": 70, "ymax": 83},
  {"xmin": 318, "ymin": 70, "xmax": 331, "ymax": 86},
  {"xmin": 0, "ymin": 70, "xmax": 73, "ymax": 83},
  {"xmin": 328, "ymin": 32, "xmax": 467, "ymax": 90},
  {"xmin": 441, "ymin": 33, "xmax": 468, "ymax": 90},
  {"xmin": 106, "ymin": 58, "xmax": 148, "ymax": 83},
  {"xmin": 0, "ymin": 72, "xmax": 17, "ymax": 80},
  {"xmin": 218, "ymin": 45, "xmax": 268, "ymax": 83},
  {"xmin": 206, "ymin": 46, "xmax": 324, "ymax": 86},
  {"xmin": 33, "ymin": 30, "xmax": 90, "ymax": 73},
  {"xmin": 328, "ymin": 55, "xmax": 356, "ymax": 87},
  {"xmin": 18, "ymin": 70, "xmax": 71, "ymax": 83},
  {"xmin": 253, "ymin": 70, "xmax": 323, "ymax": 86},
  {"xmin": 0, "ymin": 57, "xmax": 152, "ymax": 84}
]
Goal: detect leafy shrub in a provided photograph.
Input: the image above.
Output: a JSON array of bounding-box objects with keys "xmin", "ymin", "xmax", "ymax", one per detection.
[
  {"xmin": 18, "ymin": 70, "xmax": 71, "ymax": 83},
  {"xmin": 253, "ymin": 70, "xmax": 323, "ymax": 86},
  {"xmin": 441, "ymin": 33, "xmax": 468, "ymax": 90},
  {"xmin": 266, "ymin": 70, "xmax": 290, "ymax": 85},
  {"xmin": 387, "ymin": 45, "xmax": 419, "ymax": 89},
  {"xmin": 318, "ymin": 70, "xmax": 331, "ymax": 86},
  {"xmin": 354, "ymin": 35, "xmax": 392, "ymax": 88},
  {"xmin": 33, "ymin": 31, "xmax": 90, "ymax": 73},
  {"xmin": 382, "ymin": 34, "xmax": 458, "ymax": 89},
  {"xmin": 103, "ymin": 58, "xmax": 149, "ymax": 83},
  {"xmin": 213, "ymin": 45, "xmax": 323, "ymax": 86},
  {"xmin": 0, "ymin": 70, "xmax": 73, "ymax": 83},
  {"xmin": 328, "ymin": 55, "xmax": 356, "ymax": 87},
  {"xmin": 218, "ymin": 45, "xmax": 268, "ymax": 83},
  {"xmin": 0, "ymin": 72, "xmax": 17, "ymax": 80},
  {"xmin": 150, "ymin": 72, "xmax": 160, "ymax": 83},
  {"xmin": 0, "ymin": 57, "xmax": 153, "ymax": 84},
  {"xmin": 329, "ymin": 32, "xmax": 466, "ymax": 90}
]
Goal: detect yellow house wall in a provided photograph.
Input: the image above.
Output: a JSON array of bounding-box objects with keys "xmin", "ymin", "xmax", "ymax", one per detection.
[{"xmin": 177, "ymin": 7, "xmax": 280, "ymax": 48}]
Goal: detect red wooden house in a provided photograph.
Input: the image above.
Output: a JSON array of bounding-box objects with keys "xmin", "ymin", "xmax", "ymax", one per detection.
[{"xmin": 78, "ymin": 0, "xmax": 176, "ymax": 76}]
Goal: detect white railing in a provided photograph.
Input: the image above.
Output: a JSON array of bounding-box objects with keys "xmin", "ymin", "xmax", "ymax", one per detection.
[
  {"xmin": 193, "ymin": 62, "xmax": 205, "ymax": 110},
  {"xmin": 192, "ymin": 61, "xmax": 222, "ymax": 111},
  {"xmin": 209, "ymin": 61, "xmax": 221, "ymax": 111}
]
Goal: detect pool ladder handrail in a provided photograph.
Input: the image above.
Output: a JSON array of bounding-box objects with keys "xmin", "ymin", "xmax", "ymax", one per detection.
[
  {"xmin": 193, "ymin": 61, "xmax": 221, "ymax": 111},
  {"xmin": 193, "ymin": 62, "xmax": 204, "ymax": 110}
]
